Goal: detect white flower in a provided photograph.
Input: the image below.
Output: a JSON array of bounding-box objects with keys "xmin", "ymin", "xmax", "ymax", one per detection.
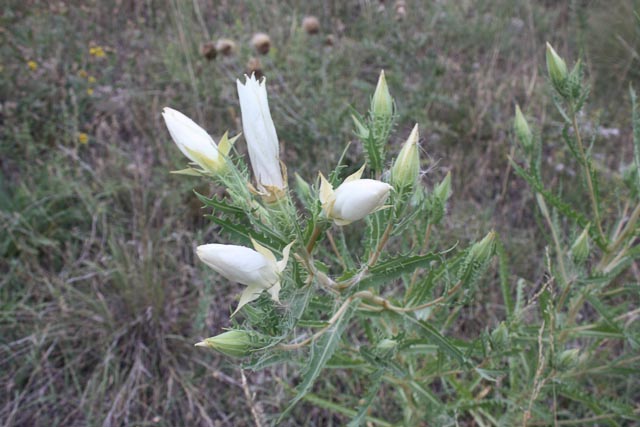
[
  {"xmin": 236, "ymin": 74, "xmax": 286, "ymax": 198},
  {"xmin": 319, "ymin": 165, "xmax": 392, "ymax": 225},
  {"xmin": 162, "ymin": 107, "xmax": 234, "ymax": 174},
  {"xmin": 197, "ymin": 239, "xmax": 294, "ymax": 315}
]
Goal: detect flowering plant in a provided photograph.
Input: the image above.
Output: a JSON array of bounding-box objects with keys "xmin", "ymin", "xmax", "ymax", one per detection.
[{"xmin": 161, "ymin": 44, "xmax": 640, "ymax": 423}]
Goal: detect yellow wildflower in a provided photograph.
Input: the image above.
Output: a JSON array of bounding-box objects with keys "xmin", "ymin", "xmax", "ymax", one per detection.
[
  {"xmin": 87, "ymin": 88, "xmax": 94, "ymax": 95},
  {"xmin": 88, "ymin": 76, "xmax": 96, "ymax": 83},
  {"xmin": 78, "ymin": 69, "xmax": 88, "ymax": 78},
  {"xmin": 27, "ymin": 60, "xmax": 38, "ymax": 71},
  {"xmin": 78, "ymin": 133, "xmax": 89, "ymax": 144},
  {"xmin": 89, "ymin": 46, "xmax": 106, "ymax": 58}
]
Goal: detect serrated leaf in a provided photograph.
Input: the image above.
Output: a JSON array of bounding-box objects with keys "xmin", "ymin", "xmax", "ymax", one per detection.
[
  {"xmin": 401, "ymin": 313, "xmax": 469, "ymax": 366},
  {"xmin": 510, "ymin": 160, "xmax": 608, "ymax": 249},
  {"xmin": 207, "ymin": 215, "xmax": 287, "ymax": 251},
  {"xmin": 195, "ymin": 191, "xmax": 244, "ymax": 215},
  {"xmin": 279, "ymin": 302, "xmax": 357, "ymax": 420},
  {"xmin": 347, "ymin": 368, "xmax": 385, "ymax": 427},
  {"xmin": 353, "ymin": 250, "xmax": 455, "ymax": 294},
  {"xmin": 405, "ymin": 252, "xmax": 464, "ymax": 307}
]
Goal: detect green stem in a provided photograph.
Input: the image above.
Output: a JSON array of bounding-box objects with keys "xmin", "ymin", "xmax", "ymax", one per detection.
[
  {"xmin": 368, "ymin": 216, "xmax": 395, "ymax": 267},
  {"xmin": 570, "ymin": 109, "xmax": 605, "ymax": 243}
]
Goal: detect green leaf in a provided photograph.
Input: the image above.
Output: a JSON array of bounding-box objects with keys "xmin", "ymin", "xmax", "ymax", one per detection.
[
  {"xmin": 510, "ymin": 160, "xmax": 608, "ymax": 250},
  {"xmin": 195, "ymin": 191, "xmax": 244, "ymax": 215},
  {"xmin": 347, "ymin": 368, "xmax": 385, "ymax": 427},
  {"xmin": 352, "ymin": 250, "xmax": 455, "ymax": 294},
  {"xmin": 631, "ymin": 86, "xmax": 640, "ymax": 193},
  {"xmin": 300, "ymin": 392, "xmax": 394, "ymax": 427},
  {"xmin": 405, "ymin": 252, "xmax": 464, "ymax": 307},
  {"xmin": 400, "ymin": 313, "xmax": 469, "ymax": 366},
  {"xmin": 279, "ymin": 302, "xmax": 358, "ymax": 419},
  {"xmin": 496, "ymin": 240, "xmax": 514, "ymax": 318},
  {"xmin": 207, "ymin": 215, "xmax": 287, "ymax": 251}
]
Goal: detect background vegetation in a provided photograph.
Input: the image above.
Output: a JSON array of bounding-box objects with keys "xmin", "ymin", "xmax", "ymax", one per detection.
[{"xmin": 1, "ymin": 0, "xmax": 639, "ymax": 425}]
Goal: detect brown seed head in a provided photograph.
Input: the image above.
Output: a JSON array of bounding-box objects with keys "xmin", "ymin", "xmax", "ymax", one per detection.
[
  {"xmin": 302, "ymin": 16, "xmax": 321, "ymax": 34},
  {"xmin": 215, "ymin": 38, "xmax": 236, "ymax": 56},
  {"xmin": 251, "ymin": 33, "xmax": 271, "ymax": 55},
  {"xmin": 200, "ymin": 41, "xmax": 217, "ymax": 60},
  {"xmin": 395, "ymin": 0, "xmax": 407, "ymax": 20},
  {"xmin": 246, "ymin": 57, "xmax": 263, "ymax": 79},
  {"xmin": 324, "ymin": 34, "xmax": 335, "ymax": 47}
]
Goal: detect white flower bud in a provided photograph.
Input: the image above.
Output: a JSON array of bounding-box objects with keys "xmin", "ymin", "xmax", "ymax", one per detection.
[
  {"xmin": 195, "ymin": 330, "xmax": 259, "ymax": 358},
  {"xmin": 546, "ymin": 42, "xmax": 568, "ymax": 92},
  {"xmin": 236, "ymin": 74, "xmax": 286, "ymax": 200},
  {"xmin": 570, "ymin": 226, "xmax": 590, "ymax": 263},
  {"xmin": 514, "ymin": 104, "xmax": 533, "ymax": 151},
  {"xmin": 391, "ymin": 124, "xmax": 420, "ymax": 189},
  {"xmin": 371, "ymin": 70, "xmax": 393, "ymax": 122},
  {"xmin": 162, "ymin": 107, "xmax": 234, "ymax": 173},
  {"xmin": 319, "ymin": 165, "xmax": 392, "ymax": 225},
  {"xmin": 197, "ymin": 239, "xmax": 293, "ymax": 315}
]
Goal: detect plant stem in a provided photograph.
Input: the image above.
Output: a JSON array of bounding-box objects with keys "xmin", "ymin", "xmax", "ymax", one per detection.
[
  {"xmin": 368, "ymin": 216, "xmax": 395, "ymax": 266},
  {"xmin": 405, "ymin": 223, "xmax": 433, "ymax": 302},
  {"xmin": 305, "ymin": 224, "xmax": 322, "ymax": 254},
  {"xmin": 570, "ymin": 109, "xmax": 605, "ymax": 242},
  {"xmin": 277, "ymin": 291, "xmax": 368, "ymax": 350},
  {"xmin": 536, "ymin": 194, "xmax": 569, "ymax": 295}
]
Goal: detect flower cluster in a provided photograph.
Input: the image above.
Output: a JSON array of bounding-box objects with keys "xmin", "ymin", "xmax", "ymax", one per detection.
[{"xmin": 162, "ymin": 71, "xmax": 423, "ymax": 354}]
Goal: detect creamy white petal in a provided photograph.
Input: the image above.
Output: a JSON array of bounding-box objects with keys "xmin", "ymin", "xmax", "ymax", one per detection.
[
  {"xmin": 196, "ymin": 244, "xmax": 278, "ymax": 288},
  {"xmin": 236, "ymin": 75, "xmax": 284, "ymax": 190},
  {"xmin": 332, "ymin": 179, "xmax": 392, "ymax": 223},
  {"xmin": 162, "ymin": 107, "xmax": 219, "ymax": 165}
]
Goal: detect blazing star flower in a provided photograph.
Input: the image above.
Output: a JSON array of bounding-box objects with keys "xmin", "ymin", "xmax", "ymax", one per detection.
[
  {"xmin": 236, "ymin": 74, "xmax": 286, "ymax": 200},
  {"xmin": 196, "ymin": 239, "xmax": 294, "ymax": 315},
  {"xmin": 319, "ymin": 165, "xmax": 392, "ymax": 225},
  {"xmin": 162, "ymin": 107, "xmax": 234, "ymax": 174}
]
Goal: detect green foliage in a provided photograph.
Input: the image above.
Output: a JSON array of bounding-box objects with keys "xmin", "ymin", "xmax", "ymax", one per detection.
[{"xmin": 2, "ymin": 1, "xmax": 639, "ymax": 426}]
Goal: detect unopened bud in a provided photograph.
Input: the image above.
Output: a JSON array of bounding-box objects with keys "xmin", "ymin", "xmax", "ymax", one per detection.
[
  {"xmin": 428, "ymin": 172, "xmax": 451, "ymax": 224},
  {"xmin": 377, "ymin": 338, "xmax": 397, "ymax": 351},
  {"xmin": 391, "ymin": 124, "xmax": 420, "ymax": 189},
  {"xmin": 570, "ymin": 226, "xmax": 590, "ymax": 263},
  {"xmin": 434, "ymin": 171, "xmax": 452, "ymax": 204},
  {"xmin": 546, "ymin": 42, "xmax": 568, "ymax": 92},
  {"xmin": 514, "ymin": 104, "xmax": 532, "ymax": 150},
  {"xmin": 371, "ymin": 70, "xmax": 393, "ymax": 122},
  {"xmin": 469, "ymin": 231, "xmax": 497, "ymax": 265},
  {"xmin": 351, "ymin": 114, "xmax": 370, "ymax": 140},
  {"xmin": 556, "ymin": 348, "xmax": 580, "ymax": 370},
  {"xmin": 195, "ymin": 330, "xmax": 259, "ymax": 358},
  {"xmin": 294, "ymin": 173, "xmax": 312, "ymax": 205},
  {"xmin": 491, "ymin": 322, "xmax": 510, "ymax": 351}
]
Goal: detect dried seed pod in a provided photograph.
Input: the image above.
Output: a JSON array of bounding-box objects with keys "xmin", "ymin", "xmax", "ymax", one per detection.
[
  {"xmin": 395, "ymin": 0, "xmax": 407, "ymax": 20},
  {"xmin": 251, "ymin": 32, "xmax": 271, "ymax": 55},
  {"xmin": 215, "ymin": 38, "xmax": 236, "ymax": 56},
  {"xmin": 199, "ymin": 41, "xmax": 217, "ymax": 60},
  {"xmin": 324, "ymin": 34, "xmax": 335, "ymax": 47},
  {"xmin": 246, "ymin": 57, "xmax": 263, "ymax": 79},
  {"xmin": 302, "ymin": 16, "xmax": 320, "ymax": 34}
]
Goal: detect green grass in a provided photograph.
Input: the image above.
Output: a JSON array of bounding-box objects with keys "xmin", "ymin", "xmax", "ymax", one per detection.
[{"xmin": 1, "ymin": 1, "xmax": 639, "ymax": 426}]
